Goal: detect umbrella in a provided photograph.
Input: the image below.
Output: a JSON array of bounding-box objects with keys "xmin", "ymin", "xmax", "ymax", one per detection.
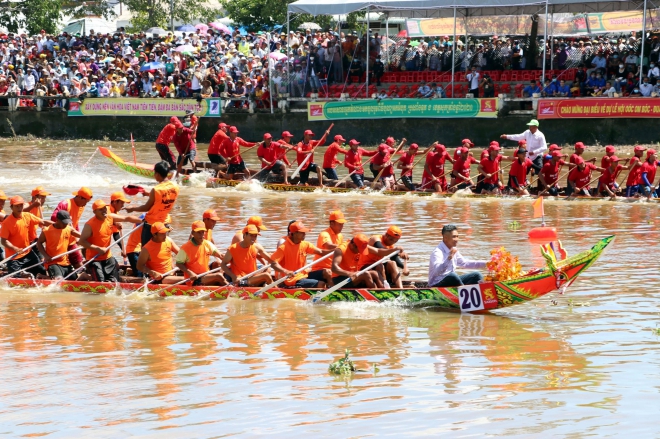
[
  {"xmin": 177, "ymin": 24, "xmax": 196, "ymax": 32},
  {"xmin": 410, "ymin": 41, "xmax": 420, "ymax": 47},
  {"xmin": 209, "ymin": 22, "xmax": 231, "ymax": 34},
  {"xmin": 298, "ymin": 22, "xmax": 321, "ymax": 30},
  {"xmin": 139, "ymin": 62, "xmax": 165, "ymax": 71},
  {"xmin": 102, "ymin": 57, "xmax": 115, "ymax": 63},
  {"xmin": 397, "ymin": 29, "xmax": 408, "ymax": 38},
  {"xmin": 269, "ymin": 52, "xmax": 287, "ymax": 61},
  {"xmin": 195, "ymin": 23, "xmax": 209, "ymax": 33},
  {"xmin": 144, "ymin": 27, "xmax": 168, "ymax": 35},
  {"xmin": 175, "ymin": 44, "xmax": 196, "ymax": 53}
]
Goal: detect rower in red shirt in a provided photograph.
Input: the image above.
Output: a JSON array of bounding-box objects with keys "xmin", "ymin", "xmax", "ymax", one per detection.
[
  {"xmin": 226, "ymin": 126, "xmax": 258, "ymax": 180},
  {"xmin": 322, "ymin": 135, "xmax": 348, "ymax": 181},
  {"xmin": 454, "ymin": 139, "xmax": 474, "ymax": 160},
  {"xmin": 155, "ymin": 117, "xmax": 180, "ymax": 168},
  {"xmin": 372, "ymin": 136, "xmax": 404, "ymax": 177},
  {"xmin": 508, "ymin": 148, "xmax": 534, "ymax": 195},
  {"xmin": 567, "ymin": 157, "xmax": 605, "ymax": 197},
  {"xmin": 421, "ymin": 143, "xmax": 453, "ymax": 192},
  {"xmin": 276, "ymin": 131, "xmax": 295, "ymax": 166},
  {"xmin": 450, "ymin": 147, "xmax": 478, "ymax": 191},
  {"xmin": 173, "ymin": 124, "xmax": 197, "ymax": 174},
  {"xmin": 344, "ymin": 139, "xmax": 378, "ymax": 189},
  {"xmin": 625, "ymin": 145, "xmax": 647, "ymax": 197},
  {"xmin": 295, "ymin": 128, "xmax": 331, "ymax": 186},
  {"xmin": 601, "ymin": 145, "xmax": 617, "ymax": 168},
  {"xmin": 397, "ymin": 142, "xmax": 434, "ymax": 191},
  {"xmin": 257, "ymin": 133, "xmax": 292, "ymax": 184},
  {"xmin": 539, "ymin": 150, "xmax": 575, "ymax": 196},
  {"xmin": 477, "ymin": 144, "xmax": 512, "ymax": 194},
  {"xmin": 207, "ymin": 122, "xmax": 229, "ymax": 165},
  {"xmin": 639, "ymin": 149, "xmax": 659, "ymax": 199},
  {"xmin": 372, "ymin": 143, "xmax": 402, "ymax": 190},
  {"xmin": 598, "ymin": 155, "xmax": 628, "ymax": 198}
]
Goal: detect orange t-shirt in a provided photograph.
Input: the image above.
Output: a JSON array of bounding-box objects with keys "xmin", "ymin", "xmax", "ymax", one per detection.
[
  {"xmin": 27, "ymin": 204, "xmax": 42, "ymax": 241},
  {"xmin": 125, "ymin": 223, "xmax": 142, "ymax": 254},
  {"xmin": 145, "ymin": 180, "xmax": 179, "ymax": 224},
  {"xmin": 177, "ymin": 239, "xmax": 217, "ymax": 278},
  {"xmin": 84, "ymin": 216, "xmax": 114, "ymax": 261},
  {"xmin": 332, "ymin": 241, "xmax": 362, "ymax": 277},
  {"xmin": 313, "ymin": 228, "xmax": 343, "ymax": 270},
  {"xmin": 227, "ymin": 242, "xmax": 258, "ymax": 278},
  {"xmin": 67, "ymin": 199, "xmax": 85, "ymax": 230},
  {"xmin": 0, "ymin": 212, "xmax": 41, "ymax": 259},
  {"xmin": 156, "ymin": 123, "xmax": 177, "ymax": 145},
  {"xmin": 110, "ymin": 205, "xmax": 122, "ymax": 234},
  {"xmin": 271, "ymin": 237, "xmax": 319, "ymax": 286},
  {"xmin": 142, "ymin": 238, "xmax": 174, "ymax": 274},
  {"xmin": 358, "ymin": 235, "xmax": 391, "ymax": 266},
  {"xmin": 41, "ymin": 225, "xmax": 77, "ymax": 268}
]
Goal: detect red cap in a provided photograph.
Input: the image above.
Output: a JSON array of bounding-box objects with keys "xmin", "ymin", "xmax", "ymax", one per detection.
[
  {"xmin": 461, "ymin": 138, "xmax": 474, "ymax": 146},
  {"xmin": 334, "ymin": 134, "xmax": 346, "ymax": 142},
  {"xmin": 170, "ymin": 116, "xmax": 179, "ymax": 124},
  {"xmin": 289, "ymin": 221, "xmax": 310, "ymax": 233},
  {"xmin": 605, "ymin": 145, "xmax": 616, "ymax": 154},
  {"xmin": 9, "ymin": 195, "xmax": 24, "ymax": 206},
  {"xmin": 386, "ymin": 136, "xmax": 395, "ymax": 145},
  {"xmin": 517, "ymin": 140, "xmax": 527, "ymax": 146},
  {"xmin": 263, "ymin": 133, "xmax": 272, "ymax": 139},
  {"xmin": 634, "ymin": 145, "xmax": 647, "ymax": 152},
  {"xmin": 329, "ymin": 210, "xmax": 346, "ymax": 223},
  {"xmin": 574, "ymin": 141, "xmax": 585, "ymax": 149},
  {"xmin": 349, "ymin": 139, "xmax": 360, "ymax": 146},
  {"xmin": 281, "ymin": 131, "xmax": 293, "ymax": 138},
  {"xmin": 435, "ymin": 143, "xmax": 446, "ymax": 151},
  {"xmin": 609, "ymin": 155, "xmax": 621, "ymax": 162},
  {"xmin": 574, "ymin": 156, "xmax": 585, "ymax": 165},
  {"xmin": 549, "ymin": 144, "xmax": 562, "ymax": 151},
  {"xmin": 647, "ymin": 149, "xmax": 656, "ymax": 157},
  {"xmin": 352, "ymin": 233, "xmax": 369, "ymax": 251},
  {"xmin": 218, "ymin": 122, "xmax": 228, "ymax": 129},
  {"xmin": 489, "ymin": 141, "xmax": 500, "ymax": 148},
  {"xmin": 151, "ymin": 222, "xmax": 168, "ymax": 234},
  {"xmin": 304, "ymin": 129, "xmax": 314, "ymax": 136},
  {"xmin": 203, "ymin": 209, "xmax": 220, "ymax": 221},
  {"xmin": 551, "ymin": 150, "xmax": 562, "ymax": 157},
  {"xmin": 488, "ymin": 145, "xmax": 501, "ymax": 151},
  {"xmin": 378, "ymin": 144, "xmax": 389, "ymax": 153},
  {"xmin": 409, "ymin": 143, "xmax": 419, "ymax": 150},
  {"xmin": 457, "ymin": 147, "xmax": 468, "ymax": 155},
  {"xmin": 229, "ymin": 126, "xmax": 239, "ymax": 133}
]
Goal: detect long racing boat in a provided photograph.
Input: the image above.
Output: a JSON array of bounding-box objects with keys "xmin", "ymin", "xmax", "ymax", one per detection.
[{"xmin": 3, "ymin": 236, "xmax": 613, "ymax": 312}]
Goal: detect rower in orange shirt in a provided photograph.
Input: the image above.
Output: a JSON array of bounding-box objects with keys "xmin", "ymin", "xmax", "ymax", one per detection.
[
  {"xmin": 330, "ymin": 234, "xmax": 377, "ymax": 288},
  {"xmin": 126, "ymin": 161, "xmax": 180, "ymax": 246},
  {"xmin": 0, "ymin": 196, "xmax": 53, "ymax": 276},
  {"xmin": 37, "ymin": 210, "xmax": 79, "ymax": 279},
  {"xmin": 79, "ymin": 199, "xmax": 142, "ymax": 282},
  {"xmin": 270, "ymin": 221, "xmax": 333, "ymax": 288},
  {"xmin": 201, "ymin": 209, "xmax": 220, "ymax": 244},
  {"xmin": 50, "ymin": 187, "xmax": 93, "ymax": 268},
  {"xmin": 295, "ymin": 128, "xmax": 331, "ymax": 186},
  {"xmin": 313, "ymin": 210, "xmax": 345, "ymax": 271},
  {"xmin": 322, "ymin": 135, "xmax": 348, "ymax": 181},
  {"xmin": 26, "ymin": 186, "xmax": 50, "ymax": 243},
  {"xmin": 357, "ymin": 226, "xmax": 408, "ymax": 288},
  {"xmin": 221, "ymin": 224, "xmax": 274, "ymax": 286},
  {"xmin": 231, "ymin": 216, "xmax": 268, "ymax": 245},
  {"xmin": 109, "ymin": 191, "xmax": 131, "ymax": 262},
  {"xmin": 155, "ymin": 116, "xmax": 180, "ymax": 168},
  {"xmin": 226, "ymin": 126, "xmax": 258, "ymax": 180},
  {"xmin": 176, "ymin": 221, "xmax": 227, "ymax": 286},
  {"xmin": 136, "ymin": 222, "xmax": 181, "ymax": 284}
]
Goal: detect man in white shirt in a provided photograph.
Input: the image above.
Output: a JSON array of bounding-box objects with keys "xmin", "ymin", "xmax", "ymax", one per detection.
[
  {"xmin": 639, "ymin": 77, "xmax": 653, "ymax": 97},
  {"xmin": 466, "ymin": 66, "xmax": 480, "ymax": 97},
  {"xmin": 428, "ymin": 224, "xmax": 487, "ymax": 288},
  {"xmin": 500, "ymin": 119, "xmax": 547, "ymax": 174}
]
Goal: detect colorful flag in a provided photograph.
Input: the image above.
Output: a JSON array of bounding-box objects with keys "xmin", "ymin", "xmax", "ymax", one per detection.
[{"xmin": 532, "ymin": 197, "xmax": 544, "ymax": 219}]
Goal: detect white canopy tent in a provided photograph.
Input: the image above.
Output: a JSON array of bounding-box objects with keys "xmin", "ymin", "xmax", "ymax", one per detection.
[{"xmin": 287, "ymin": 0, "xmax": 655, "ymax": 94}]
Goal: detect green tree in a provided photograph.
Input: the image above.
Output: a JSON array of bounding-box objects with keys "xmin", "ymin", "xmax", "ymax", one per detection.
[
  {"xmin": 123, "ymin": 0, "xmax": 222, "ymax": 31},
  {"xmin": 0, "ymin": 0, "xmax": 114, "ymax": 35}
]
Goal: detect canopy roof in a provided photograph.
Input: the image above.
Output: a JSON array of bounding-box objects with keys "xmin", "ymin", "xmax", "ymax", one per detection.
[{"xmin": 288, "ymin": 0, "xmax": 649, "ymax": 18}]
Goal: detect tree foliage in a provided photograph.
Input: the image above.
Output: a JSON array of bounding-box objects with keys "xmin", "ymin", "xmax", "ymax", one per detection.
[
  {"xmin": 0, "ymin": 0, "xmax": 114, "ymax": 35},
  {"xmin": 123, "ymin": 0, "xmax": 221, "ymax": 31}
]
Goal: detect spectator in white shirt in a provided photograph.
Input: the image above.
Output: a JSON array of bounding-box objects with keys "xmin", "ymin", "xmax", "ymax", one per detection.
[
  {"xmin": 428, "ymin": 224, "xmax": 487, "ymax": 288},
  {"xmin": 466, "ymin": 66, "xmax": 480, "ymax": 97},
  {"xmin": 500, "ymin": 119, "xmax": 547, "ymax": 174},
  {"xmin": 604, "ymin": 81, "xmax": 617, "ymax": 97},
  {"xmin": 639, "ymin": 77, "xmax": 653, "ymax": 96}
]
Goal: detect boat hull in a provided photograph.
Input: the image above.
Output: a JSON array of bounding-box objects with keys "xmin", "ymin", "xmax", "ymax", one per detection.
[{"xmin": 3, "ymin": 236, "xmax": 613, "ymax": 311}]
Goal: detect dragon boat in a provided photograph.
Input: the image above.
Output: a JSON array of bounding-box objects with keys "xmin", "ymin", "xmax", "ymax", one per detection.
[{"xmin": 3, "ymin": 236, "xmax": 612, "ymax": 312}]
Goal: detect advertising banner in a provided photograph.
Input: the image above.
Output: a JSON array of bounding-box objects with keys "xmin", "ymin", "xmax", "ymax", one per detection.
[
  {"xmin": 538, "ymin": 98, "xmax": 660, "ymax": 119},
  {"xmin": 308, "ymin": 98, "xmax": 498, "ymax": 121},
  {"xmin": 68, "ymin": 98, "xmax": 222, "ymax": 117}
]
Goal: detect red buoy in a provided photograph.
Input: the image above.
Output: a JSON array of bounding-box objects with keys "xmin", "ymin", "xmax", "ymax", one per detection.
[{"xmin": 528, "ymin": 226, "xmax": 558, "ymax": 240}]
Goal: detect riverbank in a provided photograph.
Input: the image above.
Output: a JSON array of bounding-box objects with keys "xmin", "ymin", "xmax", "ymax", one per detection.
[{"xmin": 1, "ymin": 111, "xmax": 659, "ymax": 147}]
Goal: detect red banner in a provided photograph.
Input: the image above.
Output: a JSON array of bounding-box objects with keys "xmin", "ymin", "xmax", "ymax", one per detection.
[{"xmin": 537, "ymin": 98, "xmax": 660, "ymax": 119}]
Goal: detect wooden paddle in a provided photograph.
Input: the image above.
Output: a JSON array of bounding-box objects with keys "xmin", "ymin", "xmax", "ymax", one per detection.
[
  {"xmin": 195, "ymin": 263, "xmax": 273, "ymax": 300},
  {"xmin": 371, "ymin": 139, "xmax": 406, "ymax": 189},
  {"xmin": 312, "ymin": 250, "xmax": 400, "ymax": 303},
  {"xmin": 147, "ymin": 265, "xmax": 225, "ymax": 297},
  {"xmin": 127, "ymin": 267, "xmax": 180, "ymax": 296},
  {"xmin": 291, "ymin": 123, "xmax": 334, "ymax": 180},
  {"xmin": 252, "ymin": 252, "xmax": 334, "ymax": 295},
  {"xmin": 394, "ymin": 143, "xmax": 435, "ymax": 185},
  {"xmin": 0, "ymin": 242, "xmax": 37, "ymax": 268},
  {"xmin": 0, "ymin": 247, "xmax": 80, "ymax": 281}
]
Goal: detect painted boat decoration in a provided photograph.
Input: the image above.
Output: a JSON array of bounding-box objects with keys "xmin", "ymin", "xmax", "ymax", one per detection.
[{"xmin": 4, "ymin": 236, "xmax": 612, "ymax": 312}]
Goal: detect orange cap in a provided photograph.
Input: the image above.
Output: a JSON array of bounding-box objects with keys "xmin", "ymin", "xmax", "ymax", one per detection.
[
  {"xmin": 243, "ymin": 224, "xmax": 261, "ymax": 235},
  {"xmin": 289, "ymin": 221, "xmax": 310, "ymax": 233},
  {"xmin": 353, "ymin": 233, "xmax": 369, "ymax": 251},
  {"xmin": 110, "ymin": 191, "xmax": 131, "ymax": 203},
  {"xmin": 203, "ymin": 209, "xmax": 221, "ymax": 221},
  {"xmin": 329, "ymin": 210, "xmax": 346, "ymax": 223},
  {"xmin": 0, "ymin": 190, "xmax": 7, "ymax": 201},
  {"xmin": 92, "ymin": 199, "xmax": 107, "ymax": 210},
  {"xmin": 151, "ymin": 222, "xmax": 168, "ymax": 234},
  {"xmin": 73, "ymin": 187, "xmax": 93, "ymax": 200},
  {"xmin": 9, "ymin": 195, "xmax": 24, "ymax": 205},
  {"xmin": 31, "ymin": 186, "xmax": 51, "ymax": 197},
  {"xmin": 247, "ymin": 216, "xmax": 267, "ymax": 230},
  {"xmin": 191, "ymin": 220, "xmax": 206, "ymax": 232},
  {"xmin": 386, "ymin": 225, "xmax": 402, "ymax": 238}
]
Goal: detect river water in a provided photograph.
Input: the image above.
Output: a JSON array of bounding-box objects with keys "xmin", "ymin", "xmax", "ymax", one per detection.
[{"xmin": 0, "ymin": 139, "xmax": 658, "ymax": 437}]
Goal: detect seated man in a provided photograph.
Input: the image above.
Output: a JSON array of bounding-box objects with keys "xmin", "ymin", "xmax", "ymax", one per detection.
[
  {"xmin": 357, "ymin": 226, "xmax": 408, "ymax": 288},
  {"xmin": 522, "ymin": 80, "xmax": 541, "ymax": 97},
  {"xmin": 176, "ymin": 221, "xmax": 227, "ymax": 286},
  {"xmin": 416, "ymin": 81, "xmax": 433, "ymax": 98},
  {"xmin": 331, "ymin": 234, "xmax": 378, "ymax": 288},
  {"xmin": 136, "ymin": 222, "xmax": 182, "ymax": 284},
  {"xmin": 428, "ymin": 224, "xmax": 487, "ymax": 288},
  {"xmin": 221, "ymin": 224, "xmax": 274, "ymax": 287},
  {"xmin": 37, "ymin": 210, "xmax": 80, "ymax": 279}
]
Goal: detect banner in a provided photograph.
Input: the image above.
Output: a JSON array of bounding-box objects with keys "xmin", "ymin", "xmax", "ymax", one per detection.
[
  {"xmin": 308, "ymin": 98, "xmax": 498, "ymax": 121},
  {"xmin": 67, "ymin": 98, "xmax": 222, "ymax": 117},
  {"xmin": 538, "ymin": 98, "xmax": 660, "ymax": 119}
]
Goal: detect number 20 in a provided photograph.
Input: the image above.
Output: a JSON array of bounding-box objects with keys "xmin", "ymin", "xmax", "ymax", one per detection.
[{"xmin": 459, "ymin": 287, "xmax": 482, "ymax": 311}]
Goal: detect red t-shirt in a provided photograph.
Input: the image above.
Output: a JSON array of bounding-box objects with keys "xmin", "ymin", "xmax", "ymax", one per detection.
[
  {"xmin": 208, "ymin": 130, "xmax": 229, "ymax": 155},
  {"xmin": 641, "ymin": 160, "xmax": 658, "ymax": 185},
  {"xmin": 344, "ymin": 148, "xmax": 377, "ymax": 174},
  {"xmin": 226, "ymin": 137, "xmax": 256, "ymax": 164},
  {"xmin": 399, "ymin": 151, "xmax": 416, "ymax": 177},
  {"xmin": 371, "ymin": 153, "xmax": 394, "ymax": 177},
  {"xmin": 601, "ymin": 154, "xmax": 615, "ymax": 168},
  {"xmin": 570, "ymin": 153, "xmax": 583, "ymax": 165},
  {"xmin": 509, "ymin": 157, "xmax": 533, "ymax": 188},
  {"xmin": 479, "ymin": 155, "xmax": 503, "ymax": 184},
  {"xmin": 156, "ymin": 123, "xmax": 176, "ymax": 145},
  {"xmin": 322, "ymin": 142, "xmax": 348, "ymax": 169},
  {"xmin": 423, "ymin": 150, "xmax": 450, "ymax": 180},
  {"xmin": 540, "ymin": 159, "xmax": 567, "ymax": 186},
  {"xmin": 172, "ymin": 127, "xmax": 196, "ymax": 155},
  {"xmin": 480, "ymin": 149, "xmax": 489, "ymax": 160},
  {"xmin": 257, "ymin": 143, "xmax": 277, "ymax": 168},
  {"xmin": 453, "ymin": 147, "xmax": 471, "ymax": 160},
  {"xmin": 453, "ymin": 156, "xmax": 477, "ymax": 179},
  {"xmin": 568, "ymin": 163, "xmax": 597, "ymax": 188},
  {"xmin": 599, "ymin": 164, "xmax": 624, "ymax": 187},
  {"xmin": 626, "ymin": 157, "xmax": 643, "ymax": 186}
]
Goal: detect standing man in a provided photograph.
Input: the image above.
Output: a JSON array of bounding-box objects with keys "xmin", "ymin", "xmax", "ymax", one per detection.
[
  {"xmin": 421, "ymin": 143, "xmax": 453, "ymax": 192},
  {"xmin": 173, "ymin": 121, "xmax": 197, "ymax": 175},
  {"xmin": 155, "ymin": 116, "xmax": 180, "ymax": 169},
  {"xmin": 109, "ymin": 191, "xmax": 131, "ymax": 262},
  {"xmin": 625, "ymin": 145, "xmax": 646, "ymax": 197},
  {"xmin": 50, "ymin": 187, "xmax": 93, "ymax": 269},
  {"xmin": 428, "ymin": 224, "xmax": 487, "ymax": 288},
  {"xmin": 313, "ymin": 210, "xmax": 346, "ymax": 271},
  {"xmin": 295, "ymin": 128, "xmax": 331, "ymax": 186},
  {"xmin": 344, "ymin": 139, "xmax": 378, "ymax": 189},
  {"xmin": 257, "ymin": 133, "xmax": 291, "ymax": 184},
  {"xmin": 500, "ymin": 119, "xmax": 547, "ymax": 175},
  {"xmin": 225, "ymin": 126, "xmax": 258, "ymax": 180},
  {"xmin": 37, "ymin": 211, "xmax": 79, "ymax": 280},
  {"xmin": 322, "ymin": 134, "xmax": 348, "ymax": 181},
  {"xmin": 207, "ymin": 122, "xmax": 229, "ymax": 165},
  {"xmin": 466, "ymin": 66, "xmax": 480, "ymax": 97}
]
